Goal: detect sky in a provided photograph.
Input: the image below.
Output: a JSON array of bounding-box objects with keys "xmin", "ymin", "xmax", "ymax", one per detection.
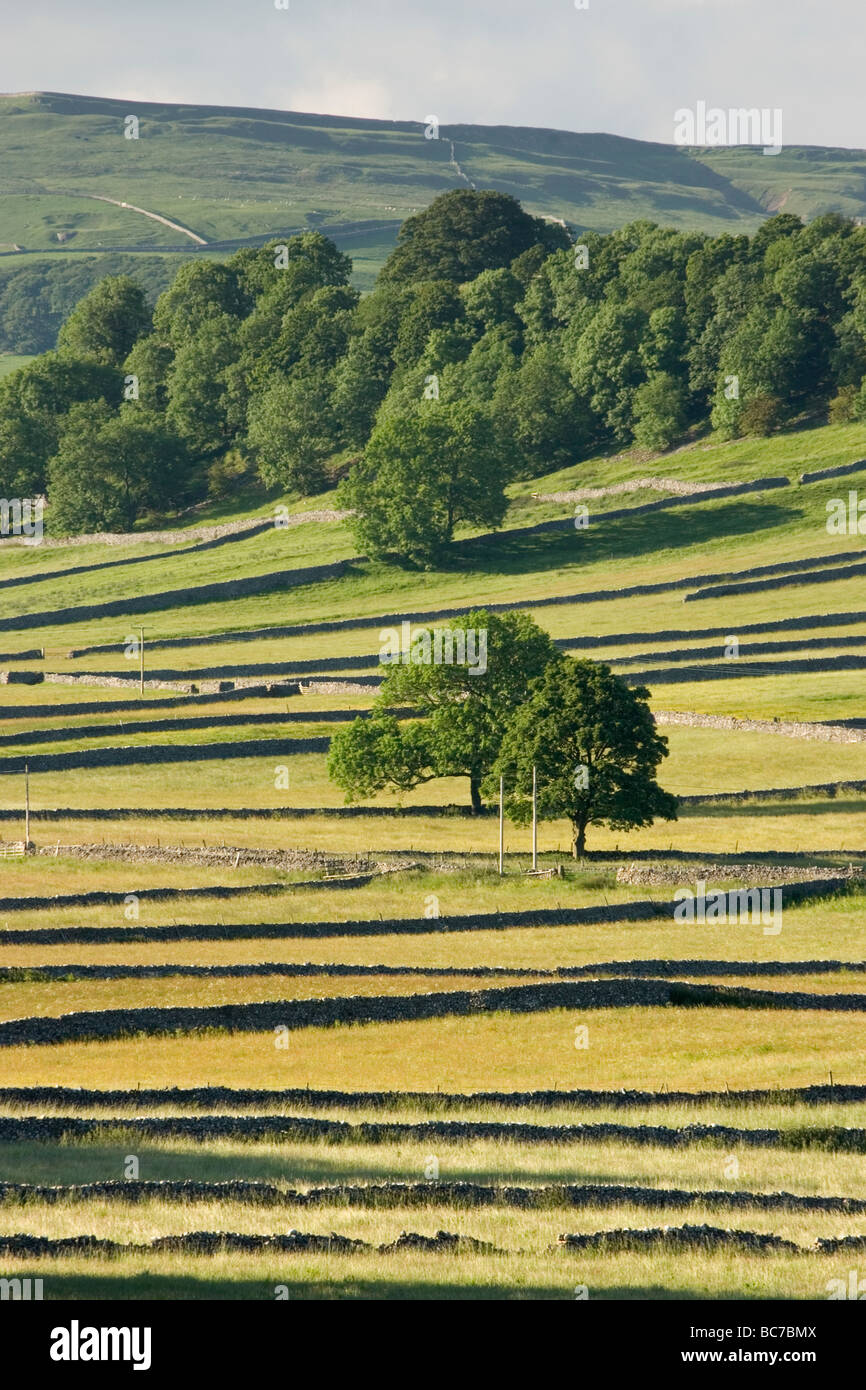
[{"xmin": 0, "ymin": 0, "xmax": 864, "ymax": 149}]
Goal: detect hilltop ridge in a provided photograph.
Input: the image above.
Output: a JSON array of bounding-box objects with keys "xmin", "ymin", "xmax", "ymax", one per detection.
[{"xmin": 3, "ymin": 90, "xmax": 866, "ymax": 271}]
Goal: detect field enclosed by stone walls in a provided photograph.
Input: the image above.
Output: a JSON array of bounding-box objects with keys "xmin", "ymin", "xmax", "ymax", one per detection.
[{"xmin": 0, "ymin": 425, "xmax": 865, "ymax": 1300}]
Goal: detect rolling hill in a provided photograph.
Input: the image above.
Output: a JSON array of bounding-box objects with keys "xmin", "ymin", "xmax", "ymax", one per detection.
[{"xmin": 3, "ymin": 90, "xmax": 866, "ymax": 293}]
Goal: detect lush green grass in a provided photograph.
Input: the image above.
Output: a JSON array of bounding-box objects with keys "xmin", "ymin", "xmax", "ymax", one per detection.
[
  {"xmin": 5, "ymin": 90, "xmax": 866, "ymax": 280},
  {"xmin": 0, "ymin": 92, "xmax": 801, "ymax": 264},
  {"xmin": 3, "ymin": 429, "xmax": 864, "ymax": 663},
  {"xmin": 0, "ymin": 352, "xmax": 34, "ymax": 378},
  {"xmin": 1, "ymin": 415, "xmax": 864, "ymax": 1300}
]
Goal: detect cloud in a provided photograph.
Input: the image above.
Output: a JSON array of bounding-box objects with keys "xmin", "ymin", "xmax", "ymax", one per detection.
[
  {"xmin": 0, "ymin": 0, "xmax": 862, "ymax": 148},
  {"xmin": 287, "ymin": 78, "xmax": 398, "ymax": 122}
]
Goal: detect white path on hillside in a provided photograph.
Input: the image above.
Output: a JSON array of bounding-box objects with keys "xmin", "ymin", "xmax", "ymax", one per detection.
[
  {"xmin": 58, "ymin": 190, "xmax": 208, "ymax": 244},
  {"xmin": 448, "ymin": 141, "xmax": 476, "ymax": 190}
]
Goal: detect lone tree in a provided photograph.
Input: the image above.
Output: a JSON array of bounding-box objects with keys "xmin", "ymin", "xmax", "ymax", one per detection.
[
  {"xmin": 327, "ymin": 610, "xmax": 560, "ymax": 813},
  {"xmin": 489, "ymin": 658, "xmax": 678, "ymax": 856}
]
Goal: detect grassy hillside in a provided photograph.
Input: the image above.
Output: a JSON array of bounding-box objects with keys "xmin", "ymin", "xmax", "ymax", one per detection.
[
  {"xmin": 4, "ymin": 91, "xmax": 866, "ymax": 291},
  {"xmin": 0, "ymin": 412, "xmax": 864, "ymax": 1300}
]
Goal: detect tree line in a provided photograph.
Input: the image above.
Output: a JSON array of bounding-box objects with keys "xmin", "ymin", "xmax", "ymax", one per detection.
[
  {"xmin": 3, "ymin": 190, "xmax": 866, "ymax": 549},
  {"xmin": 0, "ymin": 254, "xmax": 177, "ymax": 356}
]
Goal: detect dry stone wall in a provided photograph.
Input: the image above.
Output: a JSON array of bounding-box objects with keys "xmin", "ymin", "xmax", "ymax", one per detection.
[
  {"xmin": 655, "ymin": 710, "xmax": 866, "ymax": 742},
  {"xmin": 0, "ymin": 734, "xmax": 330, "ymax": 775}
]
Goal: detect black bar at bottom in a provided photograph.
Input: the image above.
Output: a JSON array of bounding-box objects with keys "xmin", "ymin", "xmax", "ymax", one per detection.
[{"xmin": 6, "ymin": 1298, "xmax": 857, "ymax": 1377}]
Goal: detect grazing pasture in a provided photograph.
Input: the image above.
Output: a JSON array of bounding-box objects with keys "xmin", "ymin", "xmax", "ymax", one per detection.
[{"xmin": 0, "ymin": 420, "xmax": 864, "ymax": 1299}]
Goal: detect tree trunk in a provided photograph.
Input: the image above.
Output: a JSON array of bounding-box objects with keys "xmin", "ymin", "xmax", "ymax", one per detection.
[
  {"xmin": 573, "ymin": 820, "xmax": 587, "ymax": 858},
  {"xmin": 470, "ymin": 776, "xmax": 483, "ymax": 814}
]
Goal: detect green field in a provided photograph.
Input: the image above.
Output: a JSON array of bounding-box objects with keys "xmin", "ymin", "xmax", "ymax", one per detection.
[
  {"xmin": 0, "ymin": 413, "xmax": 864, "ymax": 1299},
  {"xmin": 4, "ymin": 90, "xmax": 866, "ymax": 307},
  {"xmin": 0, "ymin": 353, "xmax": 34, "ymax": 378}
]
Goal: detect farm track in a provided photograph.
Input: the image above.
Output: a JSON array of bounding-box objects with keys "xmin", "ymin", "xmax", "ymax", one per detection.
[{"xmin": 54, "ymin": 190, "xmax": 208, "ymax": 244}]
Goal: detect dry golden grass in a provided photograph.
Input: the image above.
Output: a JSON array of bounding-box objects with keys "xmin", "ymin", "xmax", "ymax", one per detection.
[
  {"xmin": 1, "ymin": 891, "xmax": 861, "ymax": 970},
  {"xmin": 0, "ymin": 1245, "xmax": 852, "ymax": 1300},
  {"xmin": 0, "ymin": 972, "xmax": 537, "ymax": 1022},
  {"xmin": 1, "ymin": 1006, "xmax": 863, "ymax": 1092},
  {"xmin": 4, "ymin": 1133, "xmax": 866, "ymax": 1197},
  {"xmin": 3, "ymin": 1098, "xmax": 866, "ymax": 1131},
  {"xmin": 1, "ymin": 1198, "xmax": 863, "ymax": 1250},
  {"xmin": 1, "ymin": 426, "xmax": 864, "ymax": 1300}
]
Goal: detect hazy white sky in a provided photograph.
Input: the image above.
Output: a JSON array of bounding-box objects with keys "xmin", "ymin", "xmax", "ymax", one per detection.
[{"xmin": 0, "ymin": 0, "xmax": 863, "ymax": 148}]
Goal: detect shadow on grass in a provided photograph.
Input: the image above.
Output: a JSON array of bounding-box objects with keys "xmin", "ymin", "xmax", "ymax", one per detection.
[
  {"xmin": 0, "ymin": 1142, "xmax": 640, "ymax": 1188},
  {"xmin": 1, "ymin": 1268, "xmax": 744, "ymax": 1300},
  {"xmin": 680, "ymin": 799, "xmax": 866, "ymax": 821},
  {"xmin": 452, "ymin": 499, "xmax": 797, "ymax": 579},
  {"xmin": 589, "ymin": 843, "xmax": 865, "ymax": 865}
]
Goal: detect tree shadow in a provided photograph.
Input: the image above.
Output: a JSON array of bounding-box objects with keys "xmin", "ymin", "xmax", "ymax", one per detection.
[
  {"xmin": 0, "ymin": 1141, "xmax": 687, "ymax": 1189},
  {"xmin": 681, "ymin": 799, "xmax": 866, "ymax": 820},
  {"xmin": 451, "ymin": 499, "xmax": 797, "ymax": 580},
  {"xmin": 1, "ymin": 1268, "xmax": 782, "ymax": 1300},
  {"xmin": 2, "ymin": 1267, "xmax": 716, "ymax": 1300}
]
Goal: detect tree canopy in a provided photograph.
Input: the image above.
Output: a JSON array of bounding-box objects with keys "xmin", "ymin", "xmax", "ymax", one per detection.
[
  {"xmin": 7, "ymin": 198, "xmax": 866, "ymax": 541},
  {"xmin": 328, "ymin": 610, "xmax": 561, "ymax": 812},
  {"xmin": 379, "ymin": 190, "xmax": 569, "ymax": 286},
  {"xmin": 338, "ymin": 402, "xmax": 510, "ymax": 563},
  {"xmin": 489, "ymin": 658, "xmax": 679, "ymax": 855}
]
